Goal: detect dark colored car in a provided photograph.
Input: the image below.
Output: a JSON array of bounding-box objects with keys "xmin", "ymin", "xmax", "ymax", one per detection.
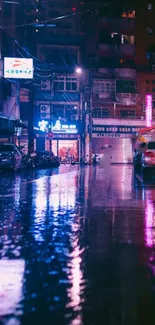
[{"xmin": 0, "ymin": 143, "xmax": 22, "ymax": 171}]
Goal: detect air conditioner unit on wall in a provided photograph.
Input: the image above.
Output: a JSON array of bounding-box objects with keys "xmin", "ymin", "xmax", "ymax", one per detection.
[
  {"xmin": 152, "ymin": 64, "xmax": 155, "ymax": 71},
  {"xmin": 40, "ymin": 104, "xmax": 50, "ymax": 118},
  {"xmin": 41, "ymin": 80, "xmax": 50, "ymax": 90}
]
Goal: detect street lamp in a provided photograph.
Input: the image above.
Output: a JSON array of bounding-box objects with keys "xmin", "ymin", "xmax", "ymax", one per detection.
[
  {"xmin": 75, "ymin": 67, "xmax": 93, "ymax": 163},
  {"xmin": 75, "ymin": 67, "xmax": 83, "ymax": 75}
]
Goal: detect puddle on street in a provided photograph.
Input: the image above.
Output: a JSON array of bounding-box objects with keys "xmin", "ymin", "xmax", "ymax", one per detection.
[{"xmin": 0, "ymin": 166, "xmax": 155, "ymax": 325}]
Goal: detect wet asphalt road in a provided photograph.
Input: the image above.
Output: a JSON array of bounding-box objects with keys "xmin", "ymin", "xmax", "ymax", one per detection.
[{"xmin": 0, "ymin": 165, "xmax": 155, "ymax": 325}]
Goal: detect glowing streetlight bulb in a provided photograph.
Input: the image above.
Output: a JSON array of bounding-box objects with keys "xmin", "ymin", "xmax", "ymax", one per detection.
[{"xmin": 75, "ymin": 67, "xmax": 82, "ymax": 74}]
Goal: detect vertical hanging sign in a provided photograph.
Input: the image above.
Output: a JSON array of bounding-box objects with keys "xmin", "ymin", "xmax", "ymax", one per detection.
[{"xmin": 145, "ymin": 94, "xmax": 152, "ymax": 127}]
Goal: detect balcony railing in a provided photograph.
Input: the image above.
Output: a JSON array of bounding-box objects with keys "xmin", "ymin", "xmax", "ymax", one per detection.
[
  {"xmin": 100, "ymin": 17, "xmax": 135, "ymax": 30},
  {"xmin": 98, "ymin": 43, "xmax": 135, "ymax": 56},
  {"xmin": 92, "ymin": 114, "xmax": 145, "ymax": 120}
]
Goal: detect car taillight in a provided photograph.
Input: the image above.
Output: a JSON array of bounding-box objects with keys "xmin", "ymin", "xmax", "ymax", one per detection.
[{"xmin": 145, "ymin": 151, "xmax": 154, "ymax": 158}]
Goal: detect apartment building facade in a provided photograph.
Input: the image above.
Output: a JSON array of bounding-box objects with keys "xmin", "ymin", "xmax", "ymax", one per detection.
[{"xmin": 14, "ymin": 0, "xmax": 155, "ymax": 161}]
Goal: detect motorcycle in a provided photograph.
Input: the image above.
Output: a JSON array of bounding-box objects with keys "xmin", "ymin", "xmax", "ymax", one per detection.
[{"xmin": 21, "ymin": 154, "xmax": 36, "ymax": 169}]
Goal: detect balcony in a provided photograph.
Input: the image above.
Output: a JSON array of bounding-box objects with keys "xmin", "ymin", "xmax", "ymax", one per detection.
[
  {"xmin": 100, "ymin": 18, "xmax": 135, "ymax": 31},
  {"xmin": 115, "ymin": 92, "xmax": 141, "ymax": 105},
  {"xmin": 34, "ymin": 91, "xmax": 80, "ymax": 102},
  {"xmin": 97, "ymin": 68, "xmax": 136, "ymax": 78},
  {"xmin": 93, "ymin": 92, "xmax": 115, "ymax": 104},
  {"xmin": 98, "ymin": 43, "xmax": 135, "ymax": 57},
  {"xmin": 98, "ymin": 44, "xmax": 116, "ymax": 56},
  {"xmin": 119, "ymin": 44, "xmax": 135, "ymax": 56},
  {"xmin": 115, "ymin": 68, "xmax": 136, "ymax": 78},
  {"xmin": 92, "ymin": 117, "xmax": 148, "ymax": 128}
]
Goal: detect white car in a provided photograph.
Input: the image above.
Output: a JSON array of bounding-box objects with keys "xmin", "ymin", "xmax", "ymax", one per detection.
[{"xmin": 0, "ymin": 143, "xmax": 22, "ymax": 171}]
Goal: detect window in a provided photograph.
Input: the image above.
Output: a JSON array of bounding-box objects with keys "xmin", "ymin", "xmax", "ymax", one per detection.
[
  {"xmin": 146, "ymin": 80, "xmax": 150, "ymax": 84},
  {"xmin": 116, "ymin": 80, "xmax": 135, "ymax": 93},
  {"xmin": 53, "ymin": 81, "xmax": 64, "ymax": 91},
  {"xmin": 52, "ymin": 104, "xmax": 78, "ymax": 119},
  {"xmin": 152, "ymin": 80, "xmax": 155, "ymax": 84},
  {"xmin": 121, "ymin": 35, "xmax": 135, "ymax": 45},
  {"xmin": 53, "ymin": 77, "xmax": 77, "ymax": 92},
  {"xmin": 153, "ymin": 101, "xmax": 155, "ymax": 108},
  {"xmin": 152, "ymin": 88, "xmax": 155, "ymax": 92},
  {"xmin": 92, "ymin": 108, "xmax": 109, "ymax": 118},
  {"xmin": 122, "ymin": 10, "xmax": 135, "ymax": 18},
  {"xmin": 120, "ymin": 110, "xmax": 135, "ymax": 117},
  {"xmin": 147, "ymin": 27, "xmax": 153, "ymax": 35},
  {"xmin": 148, "ymin": 3, "xmax": 152, "ymax": 10},
  {"xmin": 93, "ymin": 80, "xmax": 113, "ymax": 94},
  {"xmin": 102, "ymin": 109, "xmax": 109, "ymax": 117},
  {"xmin": 3, "ymin": 3, "xmax": 12, "ymax": 18},
  {"xmin": 66, "ymin": 78, "xmax": 77, "ymax": 91}
]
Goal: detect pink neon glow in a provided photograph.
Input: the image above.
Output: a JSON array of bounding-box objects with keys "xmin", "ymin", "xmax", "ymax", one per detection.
[
  {"xmin": 144, "ymin": 190, "xmax": 155, "ymax": 247},
  {"xmin": 145, "ymin": 199, "xmax": 154, "ymax": 247},
  {"xmin": 145, "ymin": 94, "xmax": 152, "ymax": 127}
]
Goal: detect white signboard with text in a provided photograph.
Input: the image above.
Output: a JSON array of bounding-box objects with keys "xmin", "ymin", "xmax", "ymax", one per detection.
[
  {"xmin": 4, "ymin": 57, "xmax": 33, "ymax": 79},
  {"xmin": 93, "ymin": 133, "xmax": 132, "ymax": 139}
]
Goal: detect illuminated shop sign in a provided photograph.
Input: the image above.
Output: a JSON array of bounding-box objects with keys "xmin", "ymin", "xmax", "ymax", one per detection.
[
  {"xmin": 93, "ymin": 126, "xmax": 143, "ymax": 133},
  {"xmin": 93, "ymin": 133, "xmax": 132, "ymax": 138},
  {"xmin": 145, "ymin": 94, "xmax": 152, "ymax": 127},
  {"xmin": 4, "ymin": 58, "xmax": 33, "ymax": 79},
  {"xmin": 38, "ymin": 119, "xmax": 78, "ymax": 134},
  {"xmin": 52, "ymin": 120, "xmax": 78, "ymax": 134},
  {"xmin": 38, "ymin": 120, "xmax": 48, "ymax": 131}
]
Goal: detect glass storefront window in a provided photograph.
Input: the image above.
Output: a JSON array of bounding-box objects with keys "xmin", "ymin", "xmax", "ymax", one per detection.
[
  {"xmin": 45, "ymin": 140, "xmax": 58, "ymax": 156},
  {"xmin": 58, "ymin": 140, "xmax": 79, "ymax": 162}
]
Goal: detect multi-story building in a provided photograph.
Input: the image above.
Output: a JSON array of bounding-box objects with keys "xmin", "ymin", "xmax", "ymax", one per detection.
[
  {"xmin": 82, "ymin": 1, "xmax": 155, "ymax": 163},
  {"xmin": 15, "ymin": 0, "xmax": 155, "ymax": 161},
  {"xmin": 136, "ymin": 1, "xmax": 155, "ymax": 120},
  {"xmin": 17, "ymin": 0, "xmax": 84, "ymax": 159}
]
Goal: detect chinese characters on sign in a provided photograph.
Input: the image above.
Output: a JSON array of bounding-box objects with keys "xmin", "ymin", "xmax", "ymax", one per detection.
[
  {"xmin": 52, "ymin": 120, "xmax": 78, "ymax": 134},
  {"xmin": 38, "ymin": 119, "xmax": 78, "ymax": 134},
  {"xmin": 93, "ymin": 126, "xmax": 143, "ymax": 133}
]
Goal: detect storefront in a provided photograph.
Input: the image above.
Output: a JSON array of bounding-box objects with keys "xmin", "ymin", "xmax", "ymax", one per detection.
[
  {"xmin": 45, "ymin": 135, "xmax": 80, "ymax": 162},
  {"xmin": 36, "ymin": 119, "xmax": 80, "ymax": 162},
  {"xmin": 92, "ymin": 125, "xmax": 143, "ymax": 164},
  {"xmin": 0, "ymin": 116, "xmax": 15, "ymax": 143}
]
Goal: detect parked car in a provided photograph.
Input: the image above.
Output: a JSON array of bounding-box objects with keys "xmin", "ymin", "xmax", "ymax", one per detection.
[
  {"xmin": 0, "ymin": 143, "xmax": 22, "ymax": 171},
  {"xmin": 134, "ymin": 141, "xmax": 155, "ymax": 176}
]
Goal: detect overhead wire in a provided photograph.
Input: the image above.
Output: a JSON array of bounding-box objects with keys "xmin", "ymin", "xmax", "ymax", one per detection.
[
  {"xmin": 2, "ymin": 0, "xmax": 123, "ymax": 83},
  {"xmin": 2, "ymin": 0, "xmax": 119, "ymax": 72},
  {"xmin": 1, "ymin": 0, "xmax": 119, "ymax": 29}
]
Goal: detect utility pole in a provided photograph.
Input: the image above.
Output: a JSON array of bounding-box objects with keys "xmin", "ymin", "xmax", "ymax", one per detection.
[
  {"xmin": 28, "ymin": 81, "xmax": 34, "ymax": 153},
  {"xmin": 0, "ymin": 0, "xmax": 3, "ymax": 113},
  {"xmin": 84, "ymin": 70, "xmax": 93, "ymax": 163},
  {"xmin": 88, "ymin": 71, "xmax": 93, "ymax": 164},
  {"xmin": 49, "ymin": 74, "xmax": 53, "ymax": 154}
]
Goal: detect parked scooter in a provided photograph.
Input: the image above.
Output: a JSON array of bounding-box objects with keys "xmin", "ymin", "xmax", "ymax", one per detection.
[
  {"xmin": 21, "ymin": 154, "xmax": 36, "ymax": 169},
  {"xmin": 92, "ymin": 154, "xmax": 98, "ymax": 165},
  {"xmin": 80, "ymin": 156, "xmax": 88, "ymax": 165}
]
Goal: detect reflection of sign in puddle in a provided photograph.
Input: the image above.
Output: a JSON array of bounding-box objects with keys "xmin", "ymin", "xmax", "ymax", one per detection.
[{"xmin": 0, "ymin": 260, "xmax": 25, "ymax": 316}]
